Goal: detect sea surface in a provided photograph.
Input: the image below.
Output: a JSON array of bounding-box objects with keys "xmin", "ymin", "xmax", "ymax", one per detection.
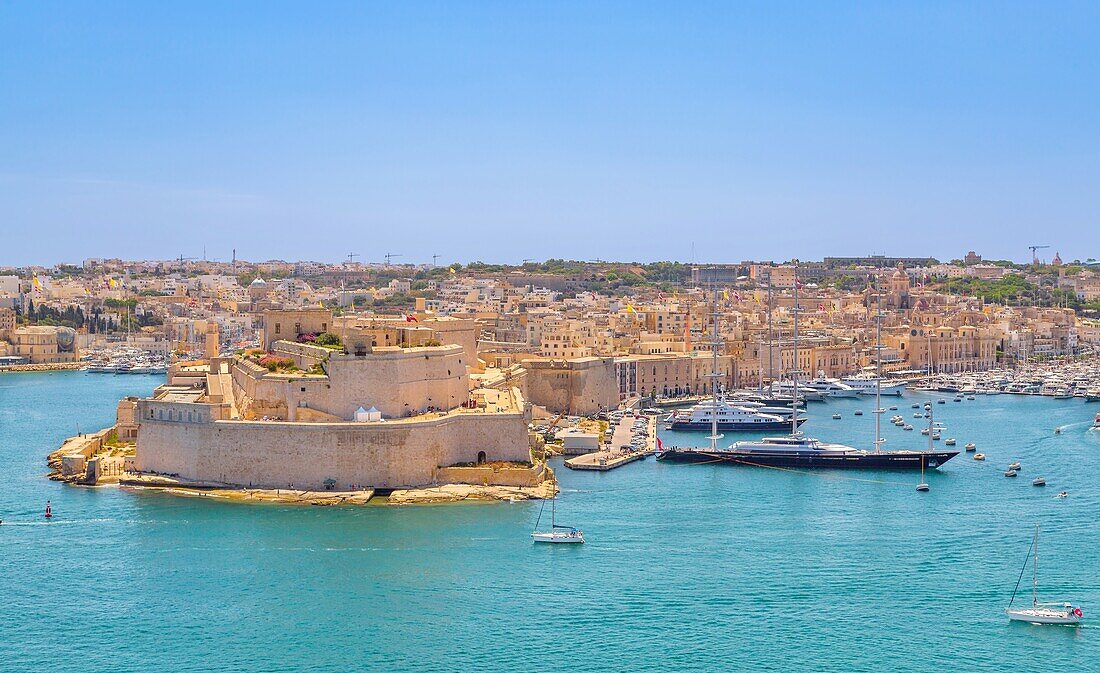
[{"xmin": 2, "ymin": 372, "xmax": 1099, "ymax": 672}]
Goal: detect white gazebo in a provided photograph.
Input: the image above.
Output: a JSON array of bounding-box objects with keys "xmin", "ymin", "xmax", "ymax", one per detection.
[{"xmin": 354, "ymin": 406, "xmax": 383, "ymax": 422}]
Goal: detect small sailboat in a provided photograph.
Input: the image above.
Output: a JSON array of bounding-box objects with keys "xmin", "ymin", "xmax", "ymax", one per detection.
[
  {"xmin": 1006, "ymin": 525, "xmax": 1083, "ymax": 625},
  {"xmin": 531, "ymin": 486, "xmax": 584, "ymax": 544},
  {"xmin": 916, "ymin": 457, "xmax": 929, "ymax": 492}
]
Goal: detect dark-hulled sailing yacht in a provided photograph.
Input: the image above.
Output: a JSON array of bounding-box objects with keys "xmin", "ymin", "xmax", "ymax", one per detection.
[{"xmin": 657, "ymin": 263, "xmax": 959, "ymax": 471}]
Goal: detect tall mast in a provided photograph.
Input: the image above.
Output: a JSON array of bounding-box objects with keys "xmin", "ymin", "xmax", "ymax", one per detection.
[
  {"xmin": 1033, "ymin": 524, "xmax": 1039, "ymax": 606},
  {"xmin": 874, "ymin": 270, "xmax": 884, "ymax": 453},
  {"xmin": 791, "ymin": 261, "xmax": 800, "ymax": 437},
  {"xmin": 766, "ymin": 273, "xmax": 774, "ymax": 391},
  {"xmin": 708, "ymin": 282, "xmax": 721, "ymax": 451}
]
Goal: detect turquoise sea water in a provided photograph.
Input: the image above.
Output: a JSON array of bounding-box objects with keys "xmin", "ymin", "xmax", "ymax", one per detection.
[{"xmin": 2, "ymin": 372, "xmax": 1099, "ymax": 672}]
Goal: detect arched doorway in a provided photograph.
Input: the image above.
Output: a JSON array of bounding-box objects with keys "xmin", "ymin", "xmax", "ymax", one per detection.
[{"xmin": 477, "ymin": 451, "xmax": 487, "ymax": 464}]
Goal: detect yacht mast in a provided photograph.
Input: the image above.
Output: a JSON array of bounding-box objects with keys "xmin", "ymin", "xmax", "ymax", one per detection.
[
  {"xmin": 708, "ymin": 282, "xmax": 721, "ymax": 451},
  {"xmin": 1033, "ymin": 524, "xmax": 1039, "ymax": 606},
  {"xmin": 874, "ymin": 270, "xmax": 884, "ymax": 453},
  {"xmin": 766, "ymin": 273, "xmax": 774, "ymax": 391},
  {"xmin": 791, "ymin": 261, "xmax": 800, "ymax": 437}
]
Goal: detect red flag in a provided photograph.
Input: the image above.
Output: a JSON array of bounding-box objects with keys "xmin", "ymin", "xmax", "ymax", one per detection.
[
  {"xmin": 403, "ymin": 313, "xmax": 418, "ymax": 323},
  {"xmin": 656, "ymin": 437, "xmax": 664, "ymax": 451}
]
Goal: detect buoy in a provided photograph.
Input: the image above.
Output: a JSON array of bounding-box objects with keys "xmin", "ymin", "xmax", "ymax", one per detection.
[
  {"xmin": 1055, "ymin": 428, "xmax": 1062, "ymax": 434},
  {"xmin": 45, "ymin": 501, "xmax": 52, "ymax": 519}
]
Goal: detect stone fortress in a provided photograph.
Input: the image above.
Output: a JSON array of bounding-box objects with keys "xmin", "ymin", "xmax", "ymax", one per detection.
[{"xmin": 126, "ymin": 309, "xmax": 544, "ymax": 493}]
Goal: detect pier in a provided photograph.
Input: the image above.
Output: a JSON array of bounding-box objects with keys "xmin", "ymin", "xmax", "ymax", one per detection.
[{"xmin": 564, "ymin": 412, "xmax": 656, "ymax": 471}]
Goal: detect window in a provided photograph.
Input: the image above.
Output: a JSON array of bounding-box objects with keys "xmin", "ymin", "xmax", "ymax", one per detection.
[{"xmin": 275, "ymin": 323, "xmax": 281, "ymax": 334}]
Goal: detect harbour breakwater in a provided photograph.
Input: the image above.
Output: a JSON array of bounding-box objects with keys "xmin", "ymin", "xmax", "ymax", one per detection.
[{"xmin": 0, "ymin": 362, "xmax": 83, "ymax": 373}]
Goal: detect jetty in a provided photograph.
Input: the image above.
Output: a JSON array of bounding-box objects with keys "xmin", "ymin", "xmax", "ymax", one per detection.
[{"xmin": 564, "ymin": 412, "xmax": 656, "ymax": 471}]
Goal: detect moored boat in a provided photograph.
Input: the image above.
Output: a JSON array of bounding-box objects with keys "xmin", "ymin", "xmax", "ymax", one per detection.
[{"xmin": 1005, "ymin": 525, "xmax": 1082, "ymax": 625}]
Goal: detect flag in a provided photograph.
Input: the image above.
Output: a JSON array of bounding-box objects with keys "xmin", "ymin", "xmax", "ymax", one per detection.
[
  {"xmin": 32, "ymin": 276, "xmax": 42, "ymax": 290},
  {"xmin": 722, "ymin": 290, "xmax": 729, "ymax": 301},
  {"xmin": 754, "ymin": 290, "xmax": 762, "ymax": 303},
  {"xmin": 403, "ymin": 313, "xmax": 418, "ymax": 323},
  {"xmin": 108, "ymin": 278, "xmax": 118, "ymax": 288},
  {"xmin": 656, "ymin": 437, "xmax": 664, "ymax": 452},
  {"xmin": 734, "ymin": 292, "xmax": 742, "ymax": 302},
  {"xmin": 448, "ymin": 267, "xmax": 456, "ymax": 274},
  {"xmin": 626, "ymin": 304, "xmax": 636, "ymax": 314}
]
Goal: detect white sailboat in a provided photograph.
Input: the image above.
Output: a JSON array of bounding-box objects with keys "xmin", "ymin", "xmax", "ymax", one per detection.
[
  {"xmin": 1005, "ymin": 525, "xmax": 1082, "ymax": 625},
  {"xmin": 531, "ymin": 486, "xmax": 584, "ymax": 544}
]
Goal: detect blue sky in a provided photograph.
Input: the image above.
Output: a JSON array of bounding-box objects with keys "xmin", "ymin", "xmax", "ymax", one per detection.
[{"xmin": 2, "ymin": 2, "xmax": 1098, "ymax": 267}]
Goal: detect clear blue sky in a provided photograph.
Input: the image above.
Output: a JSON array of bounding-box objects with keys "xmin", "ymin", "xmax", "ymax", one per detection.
[{"xmin": 2, "ymin": 2, "xmax": 1098, "ymax": 267}]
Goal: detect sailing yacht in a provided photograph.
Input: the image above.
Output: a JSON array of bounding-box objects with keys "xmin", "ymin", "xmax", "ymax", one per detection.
[
  {"xmin": 658, "ymin": 264, "xmax": 958, "ymax": 470},
  {"xmin": 531, "ymin": 486, "xmax": 584, "ymax": 544},
  {"xmin": 1006, "ymin": 525, "xmax": 1083, "ymax": 625}
]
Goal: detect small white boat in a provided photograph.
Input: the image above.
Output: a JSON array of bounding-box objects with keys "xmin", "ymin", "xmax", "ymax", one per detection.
[
  {"xmin": 1033, "ymin": 477, "xmax": 1046, "ymax": 487},
  {"xmin": 1006, "ymin": 525, "xmax": 1082, "ymax": 625},
  {"xmin": 532, "ymin": 488, "xmax": 584, "ymax": 544},
  {"xmin": 964, "ymin": 443, "xmax": 976, "ymax": 451},
  {"xmin": 1005, "ymin": 469, "xmax": 1018, "ymax": 478},
  {"xmin": 974, "ymin": 453, "xmax": 986, "ymax": 461},
  {"xmin": 832, "ymin": 413, "xmax": 842, "ymax": 420},
  {"xmin": 904, "ymin": 424, "xmax": 913, "ymax": 431},
  {"xmin": 531, "ymin": 529, "xmax": 585, "ymax": 544},
  {"xmin": 1008, "ymin": 461, "xmax": 1021, "ymax": 471},
  {"xmin": 945, "ymin": 438, "xmax": 956, "ymax": 446}
]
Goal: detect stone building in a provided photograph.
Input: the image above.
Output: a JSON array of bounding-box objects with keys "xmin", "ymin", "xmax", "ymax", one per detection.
[{"xmin": 131, "ymin": 339, "xmax": 535, "ymax": 490}]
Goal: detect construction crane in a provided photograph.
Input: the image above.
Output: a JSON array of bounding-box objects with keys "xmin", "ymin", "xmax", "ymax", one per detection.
[
  {"xmin": 432, "ymin": 254, "xmax": 440, "ymax": 267},
  {"xmin": 177, "ymin": 254, "xmax": 197, "ymax": 265},
  {"xmin": 384, "ymin": 253, "xmax": 403, "ymax": 265},
  {"xmin": 346, "ymin": 252, "xmax": 359, "ymax": 264},
  {"xmin": 1029, "ymin": 245, "xmax": 1050, "ymax": 265}
]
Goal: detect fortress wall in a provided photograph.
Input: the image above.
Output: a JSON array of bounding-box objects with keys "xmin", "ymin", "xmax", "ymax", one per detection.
[
  {"xmin": 230, "ymin": 346, "xmax": 470, "ymax": 421},
  {"xmin": 134, "ymin": 410, "xmax": 530, "ymax": 490}
]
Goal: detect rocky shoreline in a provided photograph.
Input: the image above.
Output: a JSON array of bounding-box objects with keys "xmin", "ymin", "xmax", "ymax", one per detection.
[
  {"xmin": 1, "ymin": 362, "xmax": 83, "ymax": 373},
  {"xmin": 108, "ymin": 472, "xmax": 557, "ymax": 506}
]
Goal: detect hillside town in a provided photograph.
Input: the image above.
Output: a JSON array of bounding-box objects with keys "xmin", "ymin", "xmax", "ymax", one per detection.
[{"xmin": 3, "ymin": 253, "xmax": 1100, "ymax": 397}]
